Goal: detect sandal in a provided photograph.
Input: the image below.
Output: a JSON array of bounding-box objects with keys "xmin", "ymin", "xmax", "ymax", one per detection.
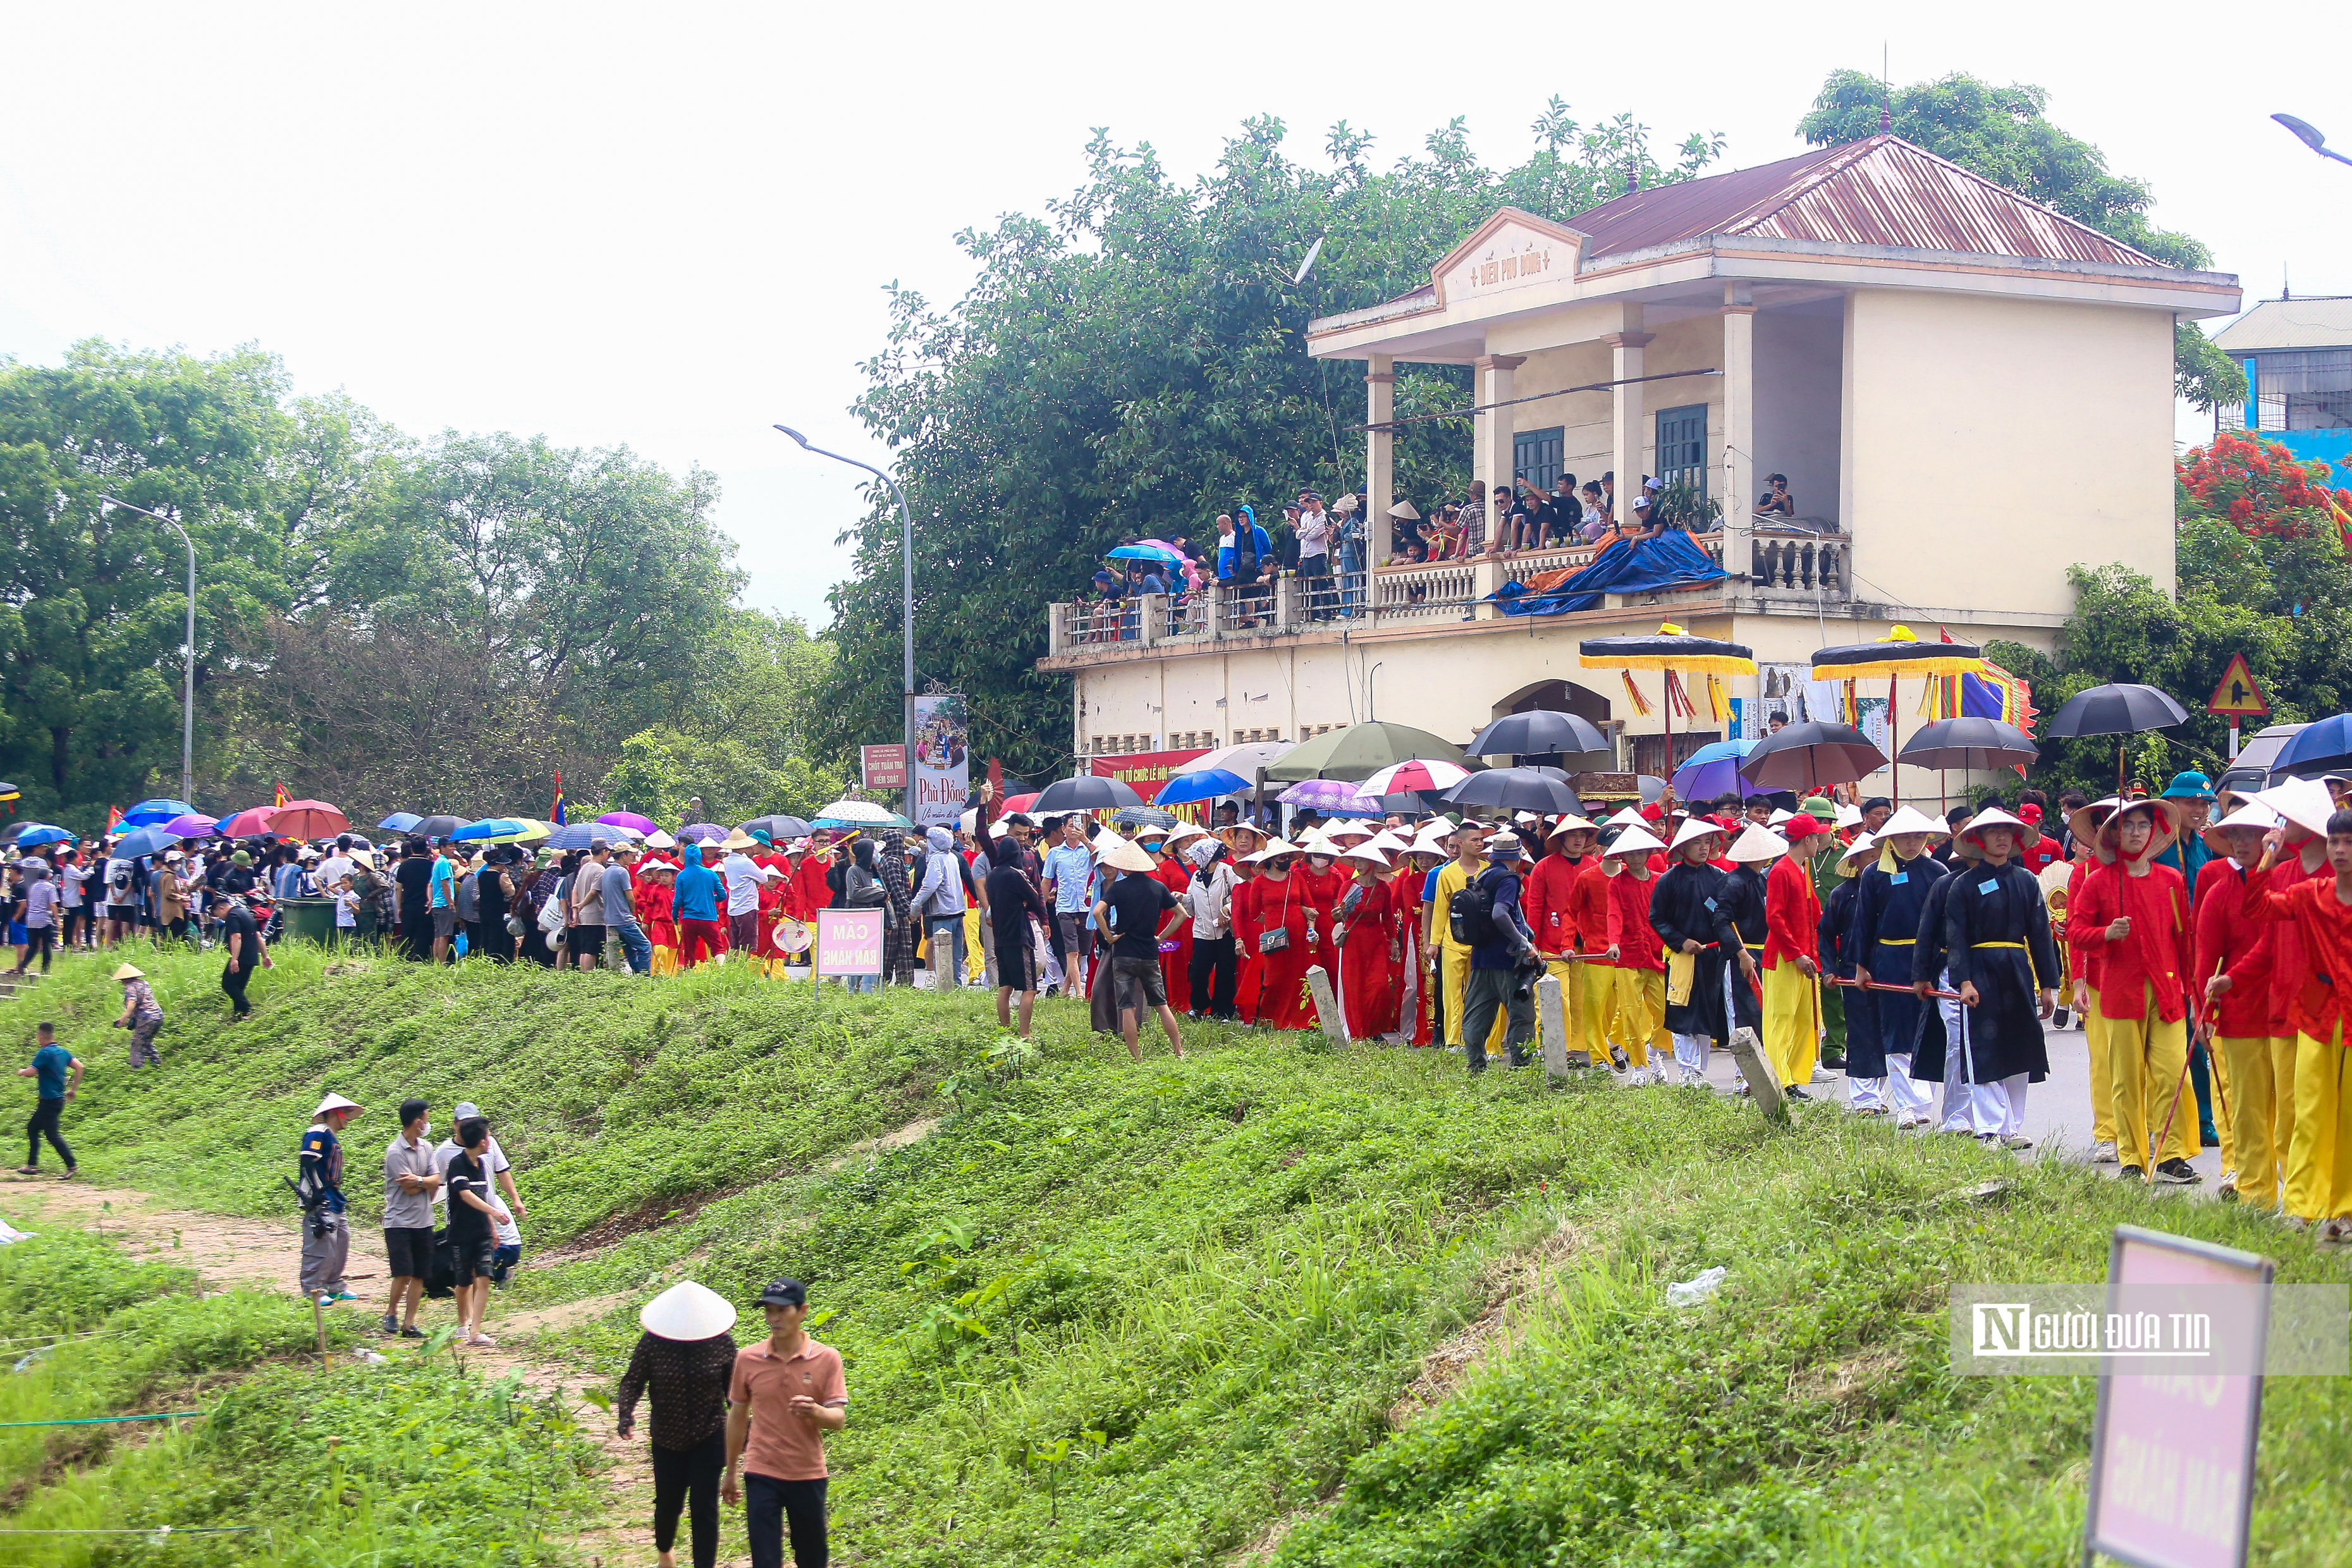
[{"xmin": 464, "ymin": 1333, "xmax": 498, "ymax": 1348}]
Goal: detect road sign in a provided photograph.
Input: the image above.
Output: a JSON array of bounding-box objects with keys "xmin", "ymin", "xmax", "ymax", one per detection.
[{"xmin": 2207, "ymin": 654, "xmax": 2270, "ymax": 718}]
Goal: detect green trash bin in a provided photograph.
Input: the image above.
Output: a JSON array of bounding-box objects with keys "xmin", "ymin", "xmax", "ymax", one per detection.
[{"xmin": 279, "ymin": 897, "xmax": 340, "ymax": 947}]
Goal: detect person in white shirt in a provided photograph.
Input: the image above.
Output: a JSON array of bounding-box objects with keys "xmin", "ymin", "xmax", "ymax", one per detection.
[
  {"xmin": 721, "ymin": 845, "xmax": 763, "ymax": 955},
  {"xmin": 1182, "ymin": 838, "xmax": 1239, "ymax": 1020},
  {"xmin": 432, "ymin": 1100, "xmax": 525, "ymax": 1285}
]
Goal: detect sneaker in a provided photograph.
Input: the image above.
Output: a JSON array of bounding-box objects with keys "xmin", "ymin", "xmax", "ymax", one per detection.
[
  {"xmin": 2120, "ymin": 1166, "xmax": 2146, "ymax": 1183},
  {"xmin": 1999, "ymin": 1134, "xmax": 2034, "ymax": 1150},
  {"xmin": 1785, "ymin": 1086, "xmax": 1811, "ymax": 1101},
  {"xmin": 328, "ymin": 1290, "xmax": 359, "ymax": 1302},
  {"xmin": 2318, "ymin": 1218, "xmax": 2352, "ymax": 1245},
  {"xmin": 2199, "ymin": 1124, "xmax": 2220, "ymax": 1148},
  {"xmin": 1608, "ymin": 1046, "xmax": 1630, "ymax": 1072},
  {"xmin": 2089, "ymin": 1140, "xmax": 2119, "ymax": 1164},
  {"xmin": 380, "ymin": 1313, "xmax": 401, "ymax": 1337},
  {"xmin": 2155, "ymin": 1158, "xmax": 2202, "ymax": 1185},
  {"xmin": 398, "ymin": 1324, "xmax": 427, "ymax": 1338}
]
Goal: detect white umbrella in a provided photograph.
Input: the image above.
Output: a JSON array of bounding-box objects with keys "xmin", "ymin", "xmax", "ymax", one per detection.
[
  {"xmin": 1358, "ymin": 759, "xmax": 1473, "ymax": 797},
  {"xmin": 1171, "ymin": 741, "xmax": 1290, "ymax": 778},
  {"xmin": 814, "ymin": 799, "xmax": 901, "ymax": 824}
]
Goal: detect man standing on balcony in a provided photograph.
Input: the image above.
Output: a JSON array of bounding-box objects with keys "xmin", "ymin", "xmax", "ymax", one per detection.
[
  {"xmin": 1458, "ymin": 481, "xmax": 1487, "ymax": 556},
  {"xmin": 1297, "ymin": 491, "xmax": 1332, "ymax": 620}
]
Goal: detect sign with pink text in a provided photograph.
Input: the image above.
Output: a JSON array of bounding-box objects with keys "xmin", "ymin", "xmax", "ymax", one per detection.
[{"xmin": 815, "ymin": 909, "xmax": 884, "ymax": 977}]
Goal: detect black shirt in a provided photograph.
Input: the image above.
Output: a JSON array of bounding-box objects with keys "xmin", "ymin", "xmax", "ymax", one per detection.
[
  {"xmin": 445, "ymin": 1149, "xmax": 493, "ymax": 1244},
  {"xmin": 617, "ymin": 1331, "xmax": 739, "ymax": 1451},
  {"xmin": 1101, "ymin": 873, "xmax": 1177, "ymax": 960},
  {"xmin": 985, "ymin": 863, "xmax": 1046, "ymax": 936},
  {"xmin": 221, "ymin": 903, "xmax": 262, "ymax": 972}
]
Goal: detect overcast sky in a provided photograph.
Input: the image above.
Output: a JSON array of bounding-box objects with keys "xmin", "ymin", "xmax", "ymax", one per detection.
[{"xmin": 4, "ymin": 3, "xmax": 2340, "ymax": 630}]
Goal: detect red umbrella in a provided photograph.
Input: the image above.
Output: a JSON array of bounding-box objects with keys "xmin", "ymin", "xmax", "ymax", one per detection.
[
  {"xmin": 1002, "ymin": 792, "xmax": 1040, "ymax": 813},
  {"xmin": 269, "ymin": 799, "xmax": 350, "ymax": 839},
  {"xmin": 217, "ymin": 806, "xmax": 279, "ymax": 838}
]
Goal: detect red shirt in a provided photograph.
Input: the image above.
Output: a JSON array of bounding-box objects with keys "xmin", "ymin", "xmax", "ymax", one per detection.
[
  {"xmin": 1569, "ymin": 860, "xmax": 1615, "ymax": 957},
  {"xmin": 2195, "ymin": 860, "xmax": 2270, "ymax": 1038},
  {"xmin": 1523, "ymin": 853, "xmax": 1586, "ymax": 956},
  {"xmin": 2243, "ymin": 847, "xmax": 2330, "ymax": 1036},
  {"xmin": 2068, "ymin": 861, "xmax": 2190, "ymax": 1023},
  {"xmin": 1605, "ymin": 869, "xmax": 1663, "ymax": 971},
  {"xmin": 727, "ymin": 1338, "xmax": 847, "ymax": 1481},
  {"xmin": 2017, "ymin": 832, "xmax": 2062, "ymax": 878},
  {"xmin": 1763, "ymin": 854, "xmax": 1821, "ymax": 971},
  {"xmin": 2064, "ymin": 857, "xmax": 2107, "ymax": 992},
  {"xmin": 2244, "ymin": 863, "xmax": 2352, "ymax": 1044}
]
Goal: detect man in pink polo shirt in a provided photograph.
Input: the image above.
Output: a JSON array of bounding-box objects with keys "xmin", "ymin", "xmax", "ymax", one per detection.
[{"xmin": 722, "ymin": 1277, "xmax": 847, "ymax": 1568}]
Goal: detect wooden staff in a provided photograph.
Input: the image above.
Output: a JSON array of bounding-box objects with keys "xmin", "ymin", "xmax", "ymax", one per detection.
[{"xmin": 1825, "ymin": 975, "xmax": 1964, "ymax": 1001}]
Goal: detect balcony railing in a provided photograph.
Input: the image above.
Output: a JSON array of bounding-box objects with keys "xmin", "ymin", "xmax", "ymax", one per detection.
[{"xmin": 1045, "ymin": 526, "xmax": 1848, "ymax": 657}]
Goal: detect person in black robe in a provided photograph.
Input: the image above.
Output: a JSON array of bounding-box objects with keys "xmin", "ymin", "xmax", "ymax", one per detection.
[
  {"xmin": 1821, "ymin": 837, "xmax": 1875, "ymax": 1103},
  {"xmin": 1650, "ymin": 823, "xmax": 1743, "ymax": 1085},
  {"xmin": 1850, "ymin": 809, "xmax": 1951, "ymax": 1127},
  {"xmin": 1942, "ymin": 809, "xmax": 2058, "ymax": 1146}
]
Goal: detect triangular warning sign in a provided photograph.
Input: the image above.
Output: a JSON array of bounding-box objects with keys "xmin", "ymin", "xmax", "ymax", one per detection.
[{"xmin": 2206, "ymin": 653, "xmax": 2270, "ymax": 718}]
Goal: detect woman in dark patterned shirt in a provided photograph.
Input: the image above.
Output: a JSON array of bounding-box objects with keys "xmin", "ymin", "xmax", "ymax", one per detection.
[{"xmin": 616, "ymin": 1281, "xmax": 740, "ymax": 1568}]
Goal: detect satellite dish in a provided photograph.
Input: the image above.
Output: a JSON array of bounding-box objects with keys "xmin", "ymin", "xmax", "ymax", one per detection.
[{"xmin": 1292, "ymin": 235, "xmax": 1326, "ymax": 286}]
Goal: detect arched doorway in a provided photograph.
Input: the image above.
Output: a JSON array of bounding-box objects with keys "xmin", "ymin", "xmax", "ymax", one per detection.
[{"xmin": 1491, "ymin": 678, "xmax": 1611, "ymax": 725}]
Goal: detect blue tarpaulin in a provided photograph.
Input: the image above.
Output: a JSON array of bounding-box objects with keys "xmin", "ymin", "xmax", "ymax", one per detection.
[{"xmin": 1490, "ymin": 531, "xmax": 1727, "ymax": 616}]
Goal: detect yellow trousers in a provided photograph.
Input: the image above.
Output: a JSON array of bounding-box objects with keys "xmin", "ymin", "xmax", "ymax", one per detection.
[
  {"xmin": 2286, "ymin": 1028, "xmax": 2352, "ymax": 1222},
  {"xmin": 2215, "ymin": 1035, "xmax": 2277, "ymax": 1210},
  {"xmin": 1442, "ymin": 945, "xmax": 1506, "ymax": 1054},
  {"xmin": 2082, "ymin": 986, "xmax": 2116, "ymax": 1144},
  {"xmin": 2208, "ymin": 1029, "xmax": 2236, "ymax": 1177},
  {"xmin": 963, "ymin": 906, "xmax": 986, "ymax": 984},
  {"xmin": 1614, "ymin": 969, "xmax": 1668, "ymax": 1067},
  {"xmin": 2272, "ymin": 1035, "xmax": 2300, "ymax": 1183},
  {"xmin": 1583, "ymin": 961, "xmax": 1622, "ymax": 1059},
  {"xmin": 1761, "ymin": 963, "xmax": 1819, "ymax": 1089},
  {"xmin": 2105, "ymin": 985, "xmax": 2195, "ymax": 1168},
  {"xmin": 1538, "ymin": 957, "xmax": 1586, "ymax": 1060}
]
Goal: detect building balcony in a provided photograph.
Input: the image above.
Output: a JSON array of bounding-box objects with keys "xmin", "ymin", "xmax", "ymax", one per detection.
[{"xmin": 1041, "ymin": 524, "xmax": 1849, "ymax": 668}]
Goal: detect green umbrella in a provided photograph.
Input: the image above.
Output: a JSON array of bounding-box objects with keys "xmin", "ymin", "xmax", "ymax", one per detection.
[{"xmin": 1263, "ymin": 722, "xmax": 1478, "ymax": 783}]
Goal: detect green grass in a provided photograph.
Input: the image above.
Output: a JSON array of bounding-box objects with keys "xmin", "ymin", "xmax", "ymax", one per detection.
[{"xmin": 5, "ymin": 942, "xmax": 2349, "ymax": 1565}]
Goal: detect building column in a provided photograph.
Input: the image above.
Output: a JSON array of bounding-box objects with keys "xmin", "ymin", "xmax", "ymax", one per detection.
[
  {"xmin": 1365, "ymin": 354, "xmax": 1395, "ymax": 567},
  {"xmin": 1473, "ymin": 353, "xmax": 1524, "ymax": 531},
  {"xmin": 1720, "ymin": 286, "xmax": 1756, "ymax": 585},
  {"xmin": 1604, "ymin": 309, "xmax": 1652, "ymax": 526}
]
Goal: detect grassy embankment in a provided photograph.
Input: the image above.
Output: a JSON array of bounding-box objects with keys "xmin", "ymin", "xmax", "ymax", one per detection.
[{"xmin": 3, "ymin": 941, "xmax": 2348, "ymax": 1566}]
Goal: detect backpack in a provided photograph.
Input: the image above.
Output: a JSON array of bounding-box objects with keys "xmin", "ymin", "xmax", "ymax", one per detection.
[
  {"xmin": 843, "ymin": 864, "xmax": 888, "ymax": 909},
  {"xmin": 1448, "ymin": 869, "xmax": 1505, "ymax": 947}
]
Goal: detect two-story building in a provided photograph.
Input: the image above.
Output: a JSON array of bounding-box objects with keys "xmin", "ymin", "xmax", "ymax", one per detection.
[{"xmin": 1041, "ymin": 135, "xmax": 2240, "ymax": 801}]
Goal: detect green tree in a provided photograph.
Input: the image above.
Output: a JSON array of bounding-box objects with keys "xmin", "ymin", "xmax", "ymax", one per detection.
[
  {"xmin": 828, "ymin": 108, "xmax": 1722, "ymax": 775},
  {"xmin": 1798, "ymin": 70, "xmax": 2247, "ymax": 413}
]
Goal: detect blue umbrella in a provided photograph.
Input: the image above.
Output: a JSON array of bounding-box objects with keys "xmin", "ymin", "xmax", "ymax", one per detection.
[
  {"xmin": 121, "ymin": 798, "xmax": 195, "ymax": 828},
  {"xmin": 1106, "ymin": 543, "xmax": 1184, "ymax": 567},
  {"xmin": 1671, "ymin": 738, "xmax": 1761, "ymax": 802},
  {"xmin": 114, "ymin": 825, "xmax": 178, "ymax": 859},
  {"xmin": 2270, "ymin": 713, "xmax": 2352, "ymax": 780},
  {"xmin": 378, "ymin": 811, "xmax": 424, "ymax": 833},
  {"xmin": 12, "ymin": 824, "xmax": 77, "ymax": 847},
  {"xmin": 545, "ymin": 821, "xmax": 628, "ymax": 850},
  {"xmin": 1156, "ymin": 768, "xmax": 1249, "ymax": 805},
  {"xmin": 451, "ymin": 818, "xmax": 528, "ymax": 842}
]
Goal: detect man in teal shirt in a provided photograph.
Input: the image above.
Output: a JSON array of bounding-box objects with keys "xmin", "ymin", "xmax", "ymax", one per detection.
[
  {"xmin": 2152, "ymin": 771, "xmax": 2215, "ymax": 898},
  {"xmin": 16, "ymin": 1022, "xmax": 80, "ymax": 1177}
]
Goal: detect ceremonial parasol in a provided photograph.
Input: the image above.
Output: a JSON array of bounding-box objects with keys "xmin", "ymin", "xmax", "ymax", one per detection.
[
  {"xmin": 2042, "ymin": 682, "xmax": 2190, "ymax": 790},
  {"xmin": 1265, "ymin": 723, "xmax": 1474, "ymax": 783},
  {"xmin": 1465, "ymin": 710, "xmax": 1611, "ymax": 761},
  {"xmin": 1898, "ymin": 717, "xmax": 2040, "ymax": 772},
  {"xmin": 1736, "ymin": 721, "xmax": 1888, "ymax": 793},
  {"xmin": 1810, "ymin": 625, "xmax": 1986, "ymax": 800},
  {"xmin": 1580, "ymin": 624, "xmax": 1755, "ymax": 792}
]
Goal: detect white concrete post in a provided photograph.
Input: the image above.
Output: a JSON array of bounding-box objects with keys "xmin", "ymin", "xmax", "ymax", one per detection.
[
  {"xmin": 1305, "ymin": 965, "xmax": 1349, "ymax": 1044},
  {"xmin": 1473, "ymin": 353, "xmax": 1523, "ymax": 545},
  {"xmin": 1605, "ymin": 309, "xmax": 1653, "ymax": 524},
  {"xmin": 1720, "ymin": 287, "xmax": 1756, "ymax": 586},
  {"xmin": 1366, "ymin": 354, "xmax": 1395, "ymax": 568},
  {"xmin": 1538, "ymin": 973, "xmax": 1569, "ymax": 1077}
]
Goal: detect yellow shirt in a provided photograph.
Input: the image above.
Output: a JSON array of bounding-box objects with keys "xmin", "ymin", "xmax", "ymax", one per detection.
[{"xmin": 1433, "ymin": 859, "xmax": 1481, "ymax": 955}]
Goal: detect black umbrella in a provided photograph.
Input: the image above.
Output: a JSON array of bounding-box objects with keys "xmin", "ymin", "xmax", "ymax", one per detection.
[
  {"xmin": 737, "ymin": 815, "xmax": 813, "ymax": 840},
  {"xmin": 1897, "ymin": 717, "xmax": 2040, "ymax": 772},
  {"xmin": 1032, "ymin": 776, "xmax": 1145, "ymax": 813},
  {"xmin": 1440, "ymin": 768, "xmax": 1584, "ymax": 815},
  {"xmin": 2043, "ymin": 682, "xmax": 2190, "ymax": 792},
  {"xmin": 1737, "ymin": 721, "xmax": 1887, "ymax": 792},
  {"xmin": 415, "ymin": 815, "xmax": 463, "ymax": 839},
  {"xmin": 2042, "ymin": 683, "xmax": 2189, "ymax": 738},
  {"xmin": 1467, "ymin": 710, "xmax": 1611, "ymax": 760},
  {"xmin": 1112, "ymin": 806, "xmax": 1179, "ymax": 828}
]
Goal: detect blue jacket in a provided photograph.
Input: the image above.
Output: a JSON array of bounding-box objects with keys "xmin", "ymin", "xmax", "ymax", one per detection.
[
  {"xmin": 673, "ymin": 861, "xmax": 725, "ymax": 923},
  {"xmin": 1216, "ymin": 526, "xmax": 1271, "ymax": 582}
]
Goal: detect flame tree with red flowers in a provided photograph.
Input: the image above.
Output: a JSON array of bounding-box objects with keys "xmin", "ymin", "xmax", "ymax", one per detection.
[{"xmin": 2176, "ymin": 431, "xmax": 2352, "ymax": 546}]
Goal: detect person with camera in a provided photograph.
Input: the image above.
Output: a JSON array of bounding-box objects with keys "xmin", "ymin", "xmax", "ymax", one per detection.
[
  {"xmin": 1455, "ymin": 830, "xmax": 1541, "ymax": 1072},
  {"xmin": 297, "ymin": 1093, "xmax": 361, "ymax": 1302}
]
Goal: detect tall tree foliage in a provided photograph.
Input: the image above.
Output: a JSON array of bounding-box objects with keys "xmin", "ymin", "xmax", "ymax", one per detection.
[
  {"xmin": 1798, "ymin": 70, "xmax": 2248, "ymax": 412},
  {"xmin": 0, "ymin": 341, "xmax": 785, "ymax": 831},
  {"xmin": 829, "ymin": 107, "xmax": 1722, "ymax": 776}
]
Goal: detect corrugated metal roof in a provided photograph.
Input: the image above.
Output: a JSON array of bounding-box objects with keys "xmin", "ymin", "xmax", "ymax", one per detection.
[
  {"xmin": 1568, "ymin": 135, "xmax": 2161, "ymax": 268},
  {"xmin": 2212, "ymin": 298, "xmax": 2352, "ymax": 352}
]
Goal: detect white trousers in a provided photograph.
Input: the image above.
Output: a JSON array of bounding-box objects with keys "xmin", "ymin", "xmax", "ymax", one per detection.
[{"xmin": 1936, "ymin": 972, "xmax": 2029, "ymax": 1135}]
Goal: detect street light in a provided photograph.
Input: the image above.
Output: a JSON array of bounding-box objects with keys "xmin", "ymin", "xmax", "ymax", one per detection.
[
  {"xmin": 2272, "ymin": 114, "xmax": 2352, "ymax": 167},
  {"xmin": 97, "ymin": 494, "xmax": 197, "ymax": 804},
  {"xmin": 773, "ymin": 425, "xmax": 917, "ymax": 775}
]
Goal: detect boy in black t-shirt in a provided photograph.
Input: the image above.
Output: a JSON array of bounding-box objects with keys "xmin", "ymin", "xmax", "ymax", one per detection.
[
  {"xmin": 1091, "ymin": 843, "xmax": 1188, "ymax": 1063},
  {"xmin": 444, "ymin": 1116, "xmax": 503, "ymax": 1347}
]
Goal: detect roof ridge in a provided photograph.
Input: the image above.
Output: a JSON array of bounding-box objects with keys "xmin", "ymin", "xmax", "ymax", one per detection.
[
  {"xmin": 1716, "ymin": 135, "xmax": 1893, "ymax": 236},
  {"xmin": 1828, "ymin": 137, "xmax": 2162, "ymax": 264}
]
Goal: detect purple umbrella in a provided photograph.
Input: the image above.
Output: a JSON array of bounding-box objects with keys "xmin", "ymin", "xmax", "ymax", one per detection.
[
  {"xmin": 161, "ymin": 812, "xmax": 219, "ymax": 839},
  {"xmin": 1277, "ymin": 778, "xmax": 1366, "ymax": 809},
  {"xmin": 598, "ymin": 811, "xmax": 658, "ymax": 833},
  {"xmin": 678, "ymin": 823, "xmax": 728, "ymax": 843}
]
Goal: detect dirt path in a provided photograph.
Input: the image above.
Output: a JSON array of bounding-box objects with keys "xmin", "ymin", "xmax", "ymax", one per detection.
[{"xmin": 1, "ymin": 1174, "xmax": 661, "ymax": 1564}]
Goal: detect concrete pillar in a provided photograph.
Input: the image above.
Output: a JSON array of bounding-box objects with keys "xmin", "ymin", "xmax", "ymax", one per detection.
[
  {"xmin": 1473, "ymin": 353, "xmax": 1523, "ymax": 544},
  {"xmin": 1604, "ymin": 308, "xmax": 1653, "ymax": 527},
  {"xmin": 1366, "ymin": 354, "xmax": 1395, "ymax": 568},
  {"xmin": 1720, "ymin": 286, "xmax": 1756, "ymax": 585}
]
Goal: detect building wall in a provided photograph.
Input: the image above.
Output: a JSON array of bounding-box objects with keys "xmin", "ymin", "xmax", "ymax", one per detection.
[
  {"xmin": 1754, "ymin": 303, "xmax": 1843, "ymax": 523},
  {"xmin": 1501, "ymin": 311, "xmax": 1723, "ymax": 500},
  {"xmin": 1071, "ymin": 609, "xmax": 2060, "ymax": 809},
  {"xmin": 1842, "ymin": 290, "xmax": 2176, "ymax": 616}
]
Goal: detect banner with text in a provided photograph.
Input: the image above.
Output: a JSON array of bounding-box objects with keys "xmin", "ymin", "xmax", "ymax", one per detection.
[
  {"xmin": 815, "ymin": 909, "xmax": 885, "ymax": 977},
  {"xmin": 1089, "ymin": 747, "xmax": 1210, "ymax": 806},
  {"xmin": 910, "ymin": 693, "xmax": 969, "ymax": 828}
]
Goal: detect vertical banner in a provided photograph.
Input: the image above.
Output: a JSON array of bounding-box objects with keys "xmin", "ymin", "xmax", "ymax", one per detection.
[
  {"xmin": 1758, "ymin": 663, "xmax": 1808, "ymax": 733},
  {"xmin": 910, "ymin": 693, "xmax": 970, "ymax": 828}
]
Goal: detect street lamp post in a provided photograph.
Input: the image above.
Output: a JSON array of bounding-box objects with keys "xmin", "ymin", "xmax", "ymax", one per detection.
[
  {"xmin": 772, "ymin": 426, "xmax": 917, "ymax": 778},
  {"xmin": 98, "ymin": 494, "xmax": 197, "ymax": 804},
  {"xmin": 2272, "ymin": 114, "xmax": 2352, "ymax": 168}
]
